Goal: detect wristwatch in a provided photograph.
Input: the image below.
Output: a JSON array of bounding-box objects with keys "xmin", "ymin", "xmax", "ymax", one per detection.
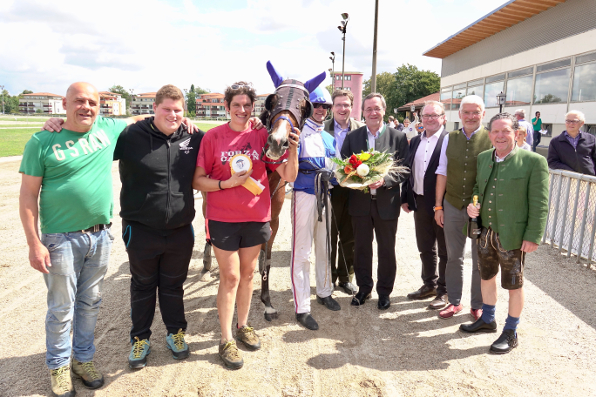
[{"xmin": 433, "ymin": 206, "xmax": 443, "ymax": 212}]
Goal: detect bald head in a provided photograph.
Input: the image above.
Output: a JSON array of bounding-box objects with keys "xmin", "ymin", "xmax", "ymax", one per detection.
[{"xmin": 63, "ymin": 82, "xmax": 100, "ymax": 133}]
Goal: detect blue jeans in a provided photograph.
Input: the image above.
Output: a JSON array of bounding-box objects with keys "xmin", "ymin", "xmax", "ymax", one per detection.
[{"xmin": 41, "ymin": 228, "xmax": 113, "ymax": 369}]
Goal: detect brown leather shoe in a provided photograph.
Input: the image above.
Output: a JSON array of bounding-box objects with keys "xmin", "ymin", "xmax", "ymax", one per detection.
[
  {"xmin": 428, "ymin": 294, "xmax": 448, "ymax": 310},
  {"xmin": 407, "ymin": 285, "xmax": 437, "ymax": 300}
]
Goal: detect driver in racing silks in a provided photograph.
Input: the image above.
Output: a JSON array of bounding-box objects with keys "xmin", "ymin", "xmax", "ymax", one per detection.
[{"xmin": 290, "ymin": 87, "xmax": 341, "ymax": 331}]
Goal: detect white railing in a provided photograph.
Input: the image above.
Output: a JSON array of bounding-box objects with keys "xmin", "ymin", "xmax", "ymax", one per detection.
[{"xmin": 543, "ymin": 169, "xmax": 596, "ymax": 268}]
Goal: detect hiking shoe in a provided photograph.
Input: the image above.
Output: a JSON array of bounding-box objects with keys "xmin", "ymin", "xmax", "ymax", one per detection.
[
  {"xmin": 128, "ymin": 337, "xmax": 151, "ymax": 369},
  {"xmin": 236, "ymin": 324, "xmax": 261, "ymax": 351},
  {"xmin": 49, "ymin": 365, "xmax": 75, "ymax": 397},
  {"xmin": 166, "ymin": 329, "xmax": 190, "ymax": 360},
  {"xmin": 219, "ymin": 340, "xmax": 244, "ymax": 369},
  {"xmin": 72, "ymin": 359, "xmax": 104, "ymax": 389}
]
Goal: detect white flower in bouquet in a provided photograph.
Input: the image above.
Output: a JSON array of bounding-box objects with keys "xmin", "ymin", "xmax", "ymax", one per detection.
[{"xmin": 356, "ymin": 163, "xmax": 370, "ymax": 177}]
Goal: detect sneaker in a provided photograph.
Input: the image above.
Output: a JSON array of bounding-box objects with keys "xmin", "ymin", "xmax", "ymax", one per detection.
[
  {"xmin": 128, "ymin": 337, "xmax": 151, "ymax": 369},
  {"xmin": 166, "ymin": 329, "xmax": 190, "ymax": 360},
  {"xmin": 439, "ymin": 303, "xmax": 463, "ymax": 319},
  {"xmin": 219, "ymin": 340, "xmax": 244, "ymax": 369},
  {"xmin": 236, "ymin": 324, "xmax": 261, "ymax": 351},
  {"xmin": 49, "ymin": 365, "xmax": 75, "ymax": 397},
  {"xmin": 72, "ymin": 359, "xmax": 104, "ymax": 389},
  {"xmin": 470, "ymin": 308, "xmax": 483, "ymax": 321}
]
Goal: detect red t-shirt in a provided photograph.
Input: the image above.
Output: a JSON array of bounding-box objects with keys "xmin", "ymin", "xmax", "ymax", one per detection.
[{"xmin": 197, "ymin": 123, "xmax": 287, "ymax": 223}]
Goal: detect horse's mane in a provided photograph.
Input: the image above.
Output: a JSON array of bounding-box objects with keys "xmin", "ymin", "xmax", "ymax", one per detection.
[{"xmin": 259, "ymin": 109, "xmax": 270, "ymax": 126}]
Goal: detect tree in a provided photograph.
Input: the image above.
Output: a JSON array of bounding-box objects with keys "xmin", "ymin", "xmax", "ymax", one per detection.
[
  {"xmin": 21, "ymin": 90, "xmax": 33, "ymax": 95},
  {"xmin": 362, "ymin": 64, "xmax": 440, "ymax": 121},
  {"xmin": 194, "ymin": 86, "xmax": 209, "ymax": 95},
  {"xmin": 108, "ymin": 85, "xmax": 131, "ymax": 103},
  {"xmin": 186, "ymin": 84, "xmax": 196, "ymax": 114}
]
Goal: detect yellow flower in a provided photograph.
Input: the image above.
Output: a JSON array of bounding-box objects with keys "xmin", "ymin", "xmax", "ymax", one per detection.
[{"xmin": 359, "ymin": 152, "xmax": 371, "ymax": 161}]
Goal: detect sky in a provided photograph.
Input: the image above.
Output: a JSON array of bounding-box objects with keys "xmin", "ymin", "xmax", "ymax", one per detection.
[{"xmin": 0, "ymin": 0, "xmax": 507, "ymax": 97}]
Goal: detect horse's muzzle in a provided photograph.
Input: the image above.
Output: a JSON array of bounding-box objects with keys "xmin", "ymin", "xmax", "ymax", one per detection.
[{"xmin": 266, "ymin": 135, "xmax": 289, "ymax": 160}]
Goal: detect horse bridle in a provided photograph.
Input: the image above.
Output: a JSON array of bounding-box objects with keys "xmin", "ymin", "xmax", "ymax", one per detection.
[{"xmin": 261, "ymin": 81, "xmax": 312, "ymax": 165}]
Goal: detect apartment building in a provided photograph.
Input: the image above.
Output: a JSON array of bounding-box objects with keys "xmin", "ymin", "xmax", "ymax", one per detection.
[
  {"xmin": 425, "ymin": 0, "xmax": 596, "ymax": 145},
  {"xmin": 18, "ymin": 92, "xmax": 65, "ymax": 114},
  {"xmin": 196, "ymin": 93, "xmax": 227, "ymax": 119},
  {"xmin": 98, "ymin": 91, "xmax": 126, "ymax": 116},
  {"xmin": 130, "ymin": 92, "xmax": 156, "ymax": 115}
]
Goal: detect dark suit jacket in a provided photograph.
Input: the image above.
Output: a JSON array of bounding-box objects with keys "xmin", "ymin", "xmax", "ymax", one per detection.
[
  {"xmin": 547, "ymin": 132, "xmax": 596, "ymax": 176},
  {"xmin": 401, "ymin": 128, "xmax": 449, "ymax": 212},
  {"xmin": 340, "ymin": 125, "xmax": 409, "ymax": 220}
]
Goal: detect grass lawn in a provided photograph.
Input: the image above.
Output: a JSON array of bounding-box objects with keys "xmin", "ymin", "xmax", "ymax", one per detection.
[
  {"xmin": 0, "ymin": 122, "xmax": 225, "ymax": 158},
  {"xmin": 0, "ymin": 128, "xmax": 40, "ymax": 157}
]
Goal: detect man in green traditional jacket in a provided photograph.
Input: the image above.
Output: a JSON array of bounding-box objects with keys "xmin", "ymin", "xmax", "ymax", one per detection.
[{"xmin": 460, "ymin": 112, "xmax": 549, "ymax": 355}]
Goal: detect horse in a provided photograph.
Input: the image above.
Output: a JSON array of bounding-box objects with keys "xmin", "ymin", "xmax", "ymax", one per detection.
[{"xmin": 202, "ymin": 61, "xmax": 326, "ymax": 321}]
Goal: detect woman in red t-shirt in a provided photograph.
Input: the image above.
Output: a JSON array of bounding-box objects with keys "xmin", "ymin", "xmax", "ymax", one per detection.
[{"xmin": 193, "ymin": 82, "xmax": 299, "ymax": 369}]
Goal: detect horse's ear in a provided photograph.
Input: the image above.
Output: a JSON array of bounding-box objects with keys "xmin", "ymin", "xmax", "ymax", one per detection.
[
  {"xmin": 265, "ymin": 94, "xmax": 278, "ymax": 111},
  {"xmin": 302, "ymin": 99, "xmax": 314, "ymax": 120},
  {"xmin": 304, "ymin": 71, "xmax": 327, "ymax": 93},
  {"xmin": 266, "ymin": 61, "xmax": 284, "ymax": 88}
]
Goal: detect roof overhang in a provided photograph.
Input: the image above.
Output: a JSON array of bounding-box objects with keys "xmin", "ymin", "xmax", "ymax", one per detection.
[{"xmin": 423, "ymin": 0, "xmax": 567, "ymax": 59}]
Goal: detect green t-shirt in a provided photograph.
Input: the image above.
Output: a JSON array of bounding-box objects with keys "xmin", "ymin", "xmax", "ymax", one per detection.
[
  {"xmin": 19, "ymin": 116, "xmax": 128, "ymax": 233},
  {"xmin": 532, "ymin": 117, "xmax": 542, "ymax": 131}
]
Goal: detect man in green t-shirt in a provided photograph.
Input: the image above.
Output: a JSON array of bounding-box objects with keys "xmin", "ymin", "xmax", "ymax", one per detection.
[
  {"xmin": 19, "ymin": 82, "xmax": 141, "ymax": 397},
  {"xmin": 531, "ymin": 111, "xmax": 542, "ymax": 152}
]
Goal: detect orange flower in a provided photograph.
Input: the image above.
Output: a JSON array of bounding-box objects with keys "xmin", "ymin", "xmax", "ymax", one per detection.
[{"xmin": 344, "ymin": 165, "xmax": 353, "ymax": 174}]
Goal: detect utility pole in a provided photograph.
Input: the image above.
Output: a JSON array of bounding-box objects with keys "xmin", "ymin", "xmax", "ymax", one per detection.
[
  {"xmin": 338, "ymin": 13, "xmax": 349, "ymax": 90},
  {"xmin": 0, "ymin": 85, "xmax": 4, "ymax": 114},
  {"xmin": 371, "ymin": 0, "xmax": 379, "ymax": 93}
]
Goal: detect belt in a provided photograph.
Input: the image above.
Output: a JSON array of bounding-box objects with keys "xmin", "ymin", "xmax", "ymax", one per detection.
[{"xmin": 71, "ymin": 223, "xmax": 112, "ymax": 234}]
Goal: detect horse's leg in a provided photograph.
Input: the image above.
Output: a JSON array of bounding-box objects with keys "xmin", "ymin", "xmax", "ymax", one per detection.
[
  {"xmin": 260, "ymin": 172, "xmax": 285, "ymax": 321},
  {"xmin": 201, "ymin": 191, "xmax": 213, "ymax": 272}
]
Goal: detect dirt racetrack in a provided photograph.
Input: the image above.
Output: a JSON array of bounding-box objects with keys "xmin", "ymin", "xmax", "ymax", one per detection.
[{"xmin": 1, "ymin": 158, "xmax": 596, "ymax": 397}]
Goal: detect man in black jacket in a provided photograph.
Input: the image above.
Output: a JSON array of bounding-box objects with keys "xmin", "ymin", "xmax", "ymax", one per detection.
[
  {"xmin": 114, "ymin": 85, "xmax": 205, "ymax": 369},
  {"xmin": 401, "ymin": 101, "xmax": 449, "ymax": 310},
  {"xmin": 547, "ymin": 110, "xmax": 596, "ymax": 175},
  {"xmin": 340, "ymin": 93, "xmax": 409, "ymax": 310}
]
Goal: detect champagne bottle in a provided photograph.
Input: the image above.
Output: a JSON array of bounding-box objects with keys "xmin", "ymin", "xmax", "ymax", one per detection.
[{"xmin": 468, "ymin": 195, "xmax": 481, "ymax": 239}]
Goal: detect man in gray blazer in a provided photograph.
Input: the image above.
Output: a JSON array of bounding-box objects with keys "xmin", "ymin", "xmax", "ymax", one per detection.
[{"xmin": 324, "ymin": 90, "xmax": 363, "ymax": 295}]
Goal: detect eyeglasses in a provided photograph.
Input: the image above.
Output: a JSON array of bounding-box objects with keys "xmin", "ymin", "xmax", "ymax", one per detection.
[
  {"xmin": 313, "ymin": 103, "xmax": 331, "ymax": 110},
  {"xmin": 461, "ymin": 111, "xmax": 482, "ymax": 117},
  {"xmin": 364, "ymin": 107, "xmax": 383, "ymax": 114},
  {"xmin": 565, "ymin": 119, "xmax": 581, "ymax": 124},
  {"xmin": 421, "ymin": 114, "xmax": 444, "ymax": 120},
  {"xmin": 231, "ymin": 83, "xmax": 252, "ymax": 90}
]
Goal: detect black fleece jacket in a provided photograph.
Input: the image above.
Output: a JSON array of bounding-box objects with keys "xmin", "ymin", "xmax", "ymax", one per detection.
[
  {"xmin": 547, "ymin": 131, "xmax": 596, "ymax": 176},
  {"xmin": 114, "ymin": 117, "xmax": 205, "ymax": 229}
]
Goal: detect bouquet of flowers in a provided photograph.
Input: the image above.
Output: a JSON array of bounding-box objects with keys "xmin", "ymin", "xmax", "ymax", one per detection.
[{"xmin": 330, "ymin": 149, "xmax": 406, "ymax": 192}]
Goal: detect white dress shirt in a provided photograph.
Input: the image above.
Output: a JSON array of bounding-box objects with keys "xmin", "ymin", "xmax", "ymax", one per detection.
[
  {"xmin": 366, "ymin": 124, "xmax": 385, "ymax": 195},
  {"xmin": 435, "ymin": 126, "xmax": 482, "ymax": 176},
  {"xmin": 413, "ymin": 127, "xmax": 443, "ymax": 195}
]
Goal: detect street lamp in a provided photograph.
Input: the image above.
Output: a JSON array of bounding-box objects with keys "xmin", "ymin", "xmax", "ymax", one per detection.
[
  {"xmin": 497, "ymin": 91, "xmax": 506, "ymax": 113},
  {"xmin": 337, "ymin": 13, "xmax": 349, "ymax": 90},
  {"xmin": 129, "ymin": 88, "xmax": 135, "ymax": 115},
  {"xmin": 329, "ymin": 52, "xmax": 335, "ymax": 89}
]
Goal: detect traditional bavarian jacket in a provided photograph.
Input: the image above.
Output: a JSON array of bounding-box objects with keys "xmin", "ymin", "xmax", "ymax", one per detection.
[{"xmin": 293, "ymin": 118, "xmax": 337, "ymax": 195}]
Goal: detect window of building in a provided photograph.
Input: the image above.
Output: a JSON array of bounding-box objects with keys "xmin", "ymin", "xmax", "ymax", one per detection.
[
  {"xmin": 572, "ymin": 62, "xmax": 596, "ymax": 102},
  {"xmin": 441, "ymin": 86, "xmax": 452, "ymax": 93},
  {"xmin": 466, "ymin": 85, "xmax": 484, "ymax": 98},
  {"xmin": 440, "ymin": 91, "xmax": 452, "ymax": 110},
  {"xmin": 452, "ymin": 88, "xmax": 465, "ymax": 110},
  {"xmin": 508, "ymin": 67, "xmax": 533, "ymax": 79},
  {"xmin": 576, "ymin": 52, "xmax": 596, "ymax": 65},
  {"xmin": 484, "ymin": 80, "xmax": 504, "ymax": 107},
  {"xmin": 536, "ymin": 58, "xmax": 571, "ymax": 73},
  {"xmin": 467, "ymin": 78, "xmax": 483, "ymax": 87},
  {"xmin": 506, "ymin": 75, "xmax": 533, "ymax": 106},
  {"xmin": 485, "ymin": 73, "xmax": 505, "ymax": 84},
  {"xmin": 534, "ymin": 68, "xmax": 570, "ymax": 104},
  {"xmin": 453, "ymin": 82, "xmax": 466, "ymax": 90}
]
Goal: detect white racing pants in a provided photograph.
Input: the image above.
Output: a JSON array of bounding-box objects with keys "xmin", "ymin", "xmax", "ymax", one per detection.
[{"xmin": 290, "ymin": 190, "xmax": 334, "ymax": 314}]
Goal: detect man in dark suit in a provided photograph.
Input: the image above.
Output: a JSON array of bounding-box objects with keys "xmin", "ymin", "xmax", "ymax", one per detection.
[
  {"xmin": 401, "ymin": 101, "xmax": 449, "ymax": 310},
  {"xmin": 324, "ymin": 90, "xmax": 364, "ymax": 295},
  {"xmin": 340, "ymin": 93, "xmax": 409, "ymax": 310}
]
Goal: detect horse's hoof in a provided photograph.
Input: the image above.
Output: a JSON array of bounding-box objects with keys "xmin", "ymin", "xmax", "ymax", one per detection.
[
  {"xmin": 200, "ymin": 270, "xmax": 212, "ymax": 282},
  {"xmin": 264, "ymin": 311, "xmax": 279, "ymax": 322}
]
